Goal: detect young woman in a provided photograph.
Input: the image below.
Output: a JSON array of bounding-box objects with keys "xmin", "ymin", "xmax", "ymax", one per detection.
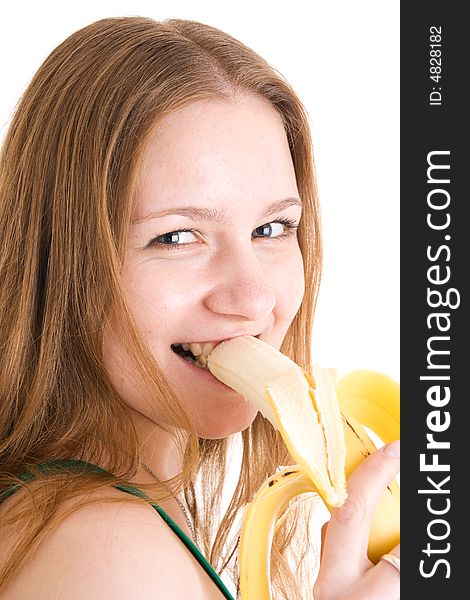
[{"xmin": 0, "ymin": 17, "xmax": 400, "ymax": 599}]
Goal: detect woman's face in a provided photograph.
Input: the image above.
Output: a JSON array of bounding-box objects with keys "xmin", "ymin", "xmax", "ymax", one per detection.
[{"xmin": 104, "ymin": 95, "xmax": 305, "ymax": 438}]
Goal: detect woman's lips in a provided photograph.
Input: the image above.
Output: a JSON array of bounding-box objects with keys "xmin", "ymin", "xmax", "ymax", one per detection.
[{"xmin": 173, "ymin": 333, "xmax": 262, "ymax": 347}]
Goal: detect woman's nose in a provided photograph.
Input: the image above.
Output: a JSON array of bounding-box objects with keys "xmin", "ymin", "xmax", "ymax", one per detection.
[{"xmin": 203, "ymin": 248, "xmax": 276, "ymax": 321}]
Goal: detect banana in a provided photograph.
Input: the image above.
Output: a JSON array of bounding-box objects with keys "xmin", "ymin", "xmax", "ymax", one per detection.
[
  {"xmin": 237, "ymin": 467, "xmax": 317, "ymax": 599},
  {"xmin": 336, "ymin": 369, "xmax": 400, "ymax": 444},
  {"xmin": 341, "ymin": 410, "xmax": 400, "ymax": 563},
  {"xmin": 206, "ymin": 336, "xmax": 400, "ymax": 599},
  {"xmin": 207, "ymin": 335, "xmax": 347, "ymax": 508}
]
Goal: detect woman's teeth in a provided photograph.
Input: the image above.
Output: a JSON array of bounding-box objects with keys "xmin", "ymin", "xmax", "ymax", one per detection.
[
  {"xmin": 188, "ymin": 342, "xmax": 216, "ymax": 367},
  {"xmin": 172, "ymin": 342, "xmax": 218, "ymax": 368}
]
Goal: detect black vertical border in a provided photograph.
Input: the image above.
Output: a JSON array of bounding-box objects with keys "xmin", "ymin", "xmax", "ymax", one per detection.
[{"xmin": 401, "ymin": 3, "xmax": 466, "ymax": 597}]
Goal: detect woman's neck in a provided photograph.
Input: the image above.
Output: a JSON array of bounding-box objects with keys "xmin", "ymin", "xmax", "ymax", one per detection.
[{"xmin": 130, "ymin": 409, "xmax": 187, "ymax": 482}]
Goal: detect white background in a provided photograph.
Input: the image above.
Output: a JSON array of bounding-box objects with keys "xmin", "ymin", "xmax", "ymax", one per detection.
[{"xmin": 0, "ymin": 1, "xmax": 399, "ymax": 381}]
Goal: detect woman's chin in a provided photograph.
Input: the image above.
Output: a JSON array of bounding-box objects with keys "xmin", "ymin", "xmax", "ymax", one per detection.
[{"xmin": 193, "ymin": 403, "xmax": 260, "ymax": 439}]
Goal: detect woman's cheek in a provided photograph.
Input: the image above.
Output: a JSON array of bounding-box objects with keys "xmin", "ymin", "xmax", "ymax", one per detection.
[{"xmin": 281, "ymin": 246, "xmax": 305, "ymax": 310}]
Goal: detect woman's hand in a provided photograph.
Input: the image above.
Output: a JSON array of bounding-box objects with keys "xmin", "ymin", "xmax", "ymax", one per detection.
[{"xmin": 314, "ymin": 440, "xmax": 400, "ymax": 600}]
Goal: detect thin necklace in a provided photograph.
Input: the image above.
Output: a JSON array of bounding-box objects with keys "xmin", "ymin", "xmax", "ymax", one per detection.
[{"xmin": 141, "ymin": 462, "xmax": 196, "ymax": 542}]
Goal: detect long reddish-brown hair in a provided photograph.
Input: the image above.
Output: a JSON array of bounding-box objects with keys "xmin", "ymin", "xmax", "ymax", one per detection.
[{"xmin": 0, "ymin": 17, "xmax": 322, "ymax": 598}]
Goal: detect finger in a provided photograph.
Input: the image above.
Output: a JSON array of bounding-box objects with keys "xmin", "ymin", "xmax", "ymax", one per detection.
[
  {"xmin": 377, "ymin": 544, "xmax": 400, "ymax": 572},
  {"xmin": 320, "ymin": 440, "xmax": 400, "ymax": 577},
  {"xmin": 359, "ymin": 544, "xmax": 400, "ymax": 599}
]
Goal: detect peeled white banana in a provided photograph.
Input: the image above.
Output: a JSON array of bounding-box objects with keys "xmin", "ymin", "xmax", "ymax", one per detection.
[{"xmin": 206, "ymin": 336, "xmax": 400, "ymax": 600}]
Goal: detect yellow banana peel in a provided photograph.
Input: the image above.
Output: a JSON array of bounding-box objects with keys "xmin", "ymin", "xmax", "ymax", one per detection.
[{"xmin": 206, "ymin": 336, "xmax": 400, "ymax": 600}]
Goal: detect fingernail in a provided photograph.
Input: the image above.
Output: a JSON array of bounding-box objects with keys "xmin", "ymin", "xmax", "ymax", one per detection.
[{"xmin": 383, "ymin": 440, "xmax": 400, "ymax": 457}]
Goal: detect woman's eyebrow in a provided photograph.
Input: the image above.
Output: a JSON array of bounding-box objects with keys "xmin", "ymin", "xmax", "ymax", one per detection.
[{"xmin": 132, "ymin": 197, "xmax": 302, "ymax": 225}]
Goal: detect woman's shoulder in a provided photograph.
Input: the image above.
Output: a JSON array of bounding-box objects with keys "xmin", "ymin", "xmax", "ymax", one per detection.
[{"xmin": 0, "ymin": 486, "xmax": 226, "ymax": 599}]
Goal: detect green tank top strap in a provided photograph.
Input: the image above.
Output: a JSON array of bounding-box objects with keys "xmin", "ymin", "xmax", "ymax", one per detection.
[{"xmin": 1, "ymin": 459, "xmax": 236, "ymax": 600}]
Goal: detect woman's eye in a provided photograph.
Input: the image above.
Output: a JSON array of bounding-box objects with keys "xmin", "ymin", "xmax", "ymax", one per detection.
[
  {"xmin": 252, "ymin": 217, "xmax": 299, "ymax": 240},
  {"xmin": 154, "ymin": 230, "xmax": 197, "ymax": 246},
  {"xmin": 149, "ymin": 218, "xmax": 298, "ymax": 251},
  {"xmin": 253, "ymin": 221, "xmax": 287, "ymax": 238}
]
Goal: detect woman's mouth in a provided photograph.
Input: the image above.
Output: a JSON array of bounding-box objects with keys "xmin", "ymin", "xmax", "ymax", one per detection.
[
  {"xmin": 170, "ymin": 335, "xmax": 262, "ymax": 369},
  {"xmin": 170, "ymin": 342, "xmax": 216, "ymax": 369}
]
